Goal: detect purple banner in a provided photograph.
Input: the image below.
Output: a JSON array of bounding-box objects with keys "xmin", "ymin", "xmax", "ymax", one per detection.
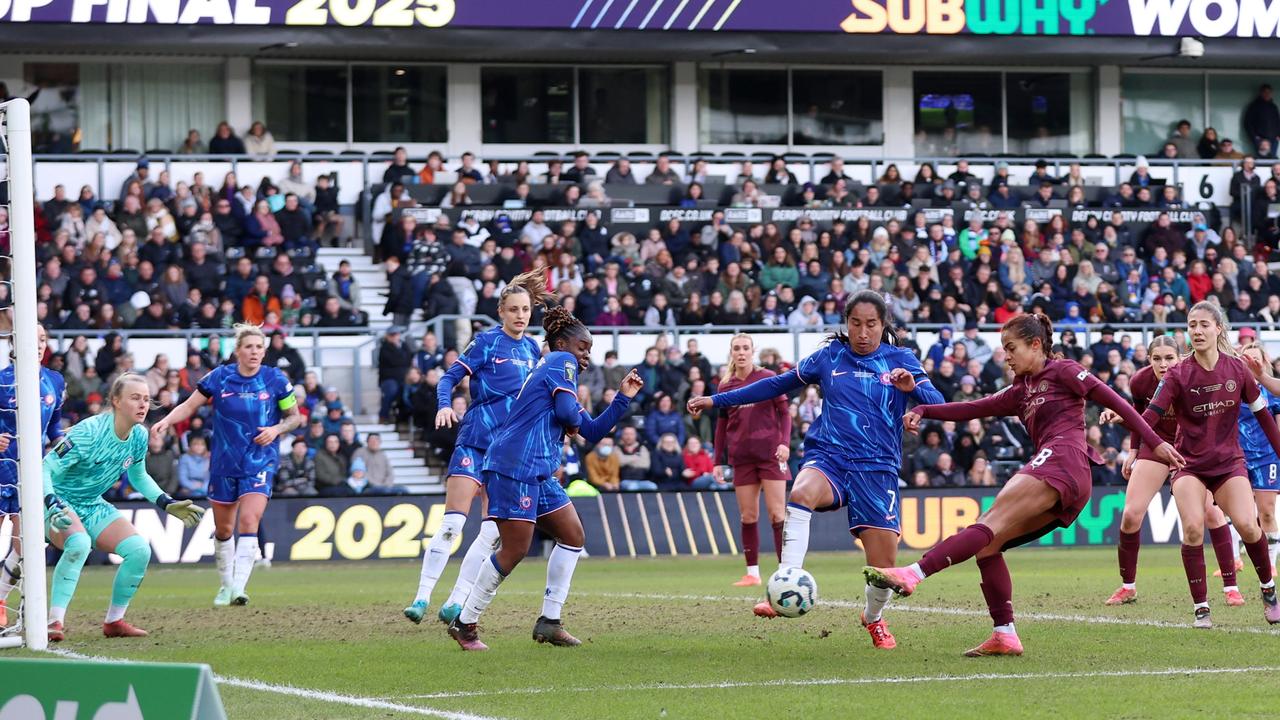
[{"xmin": 3, "ymin": 0, "xmax": 1279, "ymax": 37}]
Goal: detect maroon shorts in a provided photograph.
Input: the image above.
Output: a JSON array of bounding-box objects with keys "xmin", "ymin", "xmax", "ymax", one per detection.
[
  {"xmin": 732, "ymin": 460, "xmax": 790, "ymax": 487},
  {"xmin": 1136, "ymin": 443, "xmax": 1173, "ymax": 464},
  {"xmin": 1003, "ymin": 444, "xmax": 1093, "ymax": 550},
  {"xmin": 1172, "ymin": 462, "xmax": 1249, "ymax": 493}
]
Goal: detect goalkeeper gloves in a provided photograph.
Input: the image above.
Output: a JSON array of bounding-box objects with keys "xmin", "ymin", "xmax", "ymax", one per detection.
[
  {"xmin": 156, "ymin": 495, "xmax": 205, "ymax": 528},
  {"xmin": 43, "ymin": 494, "xmax": 72, "ymax": 532}
]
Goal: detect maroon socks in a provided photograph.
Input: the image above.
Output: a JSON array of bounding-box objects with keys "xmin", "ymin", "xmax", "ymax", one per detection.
[
  {"xmin": 977, "ymin": 554, "xmax": 1014, "ymax": 627},
  {"xmin": 919, "ymin": 523, "xmax": 994, "ymax": 577},
  {"xmin": 741, "ymin": 522, "xmax": 759, "ymax": 569},
  {"xmin": 771, "ymin": 521, "xmax": 784, "ymax": 562},
  {"xmin": 1208, "ymin": 524, "xmax": 1238, "ymax": 587},
  {"xmin": 1181, "ymin": 543, "xmax": 1209, "ymax": 604},
  {"xmin": 1244, "ymin": 535, "xmax": 1274, "ymax": 585},
  {"xmin": 1118, "ymin": 530, "xmax": 1141, "ymax": 585}
]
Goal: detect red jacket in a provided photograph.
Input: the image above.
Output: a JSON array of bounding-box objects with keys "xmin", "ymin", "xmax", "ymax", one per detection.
[{"xmin": 683, "ymin": 449, "xmax": 715, "ymax": 478}]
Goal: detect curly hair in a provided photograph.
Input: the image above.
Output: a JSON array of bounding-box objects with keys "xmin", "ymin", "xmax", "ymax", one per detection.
[{"xmin": 543, "ymin": 304, "xmax": 588, "ymax": 348}]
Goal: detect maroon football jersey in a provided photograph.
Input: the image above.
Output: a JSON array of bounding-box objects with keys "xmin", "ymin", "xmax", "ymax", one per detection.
[
  {"xmin": 1149, "ymin": 354, "xmax": 1260, "ymax": 475},
  {"xmin": 713, "ymin": 368, "xmax": 792, "ymax": 466},
  {"xmin": 1130, "ymin": 365, "xmax": 1178, "ymax": 445}
]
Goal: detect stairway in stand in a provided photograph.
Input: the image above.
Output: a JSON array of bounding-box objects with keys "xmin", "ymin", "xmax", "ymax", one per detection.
[{"xmin": 316, "ymin": 247, "xmax": 394, "ymax": 330}]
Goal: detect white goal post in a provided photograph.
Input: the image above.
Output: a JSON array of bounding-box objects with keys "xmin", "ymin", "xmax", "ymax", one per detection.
[{"xmin": 0, "ymin": 98, "xmax": 49, "ymax": 651}]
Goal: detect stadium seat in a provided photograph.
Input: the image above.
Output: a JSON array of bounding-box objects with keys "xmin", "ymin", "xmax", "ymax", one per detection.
[
  {"xmin": 144, "ymin": 148, "xmax": 171, "ymax": 155},
  {"xmin": 255, "ymin": 247, "xmax": 278, "ymax": 261}
]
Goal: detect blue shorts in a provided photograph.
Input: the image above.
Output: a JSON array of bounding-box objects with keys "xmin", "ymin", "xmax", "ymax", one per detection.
[
  {"xmin": 447, "ymin": 445, "xmax": 484, "ymax": 484},
  {"xmin": 0, "ymin": 484, "xmax": 16, "ymax": 515},
  {"xmin": 483, "ymin": 470, "xmax": 571, "ymax": 523},
  {"xmin": 1249, "ymin": 462, "xmax": 1280, "ymax": 492},
  {"xmin": 801, "ymin": 449, "xmax": 901, "ymax": 535},
  {"xmin": 208, "ymin": 470, "xmax": 274, "ymax": 504}
]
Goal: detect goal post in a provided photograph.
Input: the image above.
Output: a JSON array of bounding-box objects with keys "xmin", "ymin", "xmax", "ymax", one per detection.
[{"xmin": 0, "ymin": 98, "xmax": 49, "ymax": 651}]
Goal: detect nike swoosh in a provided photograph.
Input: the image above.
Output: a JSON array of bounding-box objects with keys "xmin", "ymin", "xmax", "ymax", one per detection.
[
  {"xmin": 93, "ymin": 459, "xmax": 107, "ymax": 466},
  {"xmin": 831, "ymin": 370, "xmax": 848, "ymax": 377},
  {"xmin": 494, "ymin": 358, "xmax": 510, "ymax": 364},
  {"xmin": 221, "ymin": 392, "xmax": 235, "ymax": 398}
]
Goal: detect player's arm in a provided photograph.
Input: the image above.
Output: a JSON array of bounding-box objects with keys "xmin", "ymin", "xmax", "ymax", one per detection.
[
  {"xmin": 892, "ymin": 354, "xmax": 945, "ymax": 405},
  {"xmin": 126, "ymin": 459, "xmax": 205, "ymax": 528},
  {"xmin": 910, "ymin": 385, "xmax": 1022, "ymax": 426},
  {"xmin": 713, "ymin": 411, "xmax": 729, "ymax": 466},
  {"xmin": 1242, "ymin": 351, "xmax": 1280, "ymax": 395},
  {"xmin": 151, "ymin": 386, "xmax": 209, "ymax": 439},
  {"xmin": 558, "ymin": 369, "xmax": 641, "ymax": 443},
  {"xmin": 256, "ymin": 378, "xmax": 303, "ymax": 446},
  {"xmin": 46, "ymin": 379, "xmax": 66, "ymax": 445},
  {"xmin": 710, "ymin": 371, "xmax": 805, "ymax": 409},
  {"xmin": 41, "ymin": 436, "xmax": 79, "ymax": 529}
]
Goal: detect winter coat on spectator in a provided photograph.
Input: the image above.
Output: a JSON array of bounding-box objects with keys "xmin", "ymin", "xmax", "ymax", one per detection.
[
  {"xmin": 146, "ymin": 447, "xmax": 179, "ymax": 496},
  {"xmin": 177, "ymin": 451, "xmax": 210, "ymax": 496},
  {"xmin": 277, "ymin": 452, "xmax": 317, "ymax": 496},
  {"xmin": 209, "ymin": 133, "xmax": 245, "ymax": 155},
  {"xmin": 184, "ymin": 257, "xmax": 224, "ymax": 300},
  {"xmin": 276, "ymin": 206, "xmax": 310, "ymax": 245},
  {"xmin": 1144, "ymin": 224, "xmax": 1186, "ymax": 258},
  {"xmin": 586, "ymin": 447, "xmax": 620, "ymax": 489},
  {"xmin": 422, "ymin": 274, "xmax": 460, "ymax": 320},
  {"xmin": 594, "ymin": 308, "xmax": 629, "ymax": 326},
  {"xmin": 242, "ymin": 291, "xmax": 282, "ymax": 326},
  {"xmin": 760, "ymin": 263, "xmax": 799, "ymax": 291},
  {"xmin": 353, "ymin": 446, "xmax": 395, "ymax": 489},
  {"xmin": 650, "ymin": 447, "xmax": 685, "ymax": 486},
  {"xmin": 266, "ymin": 343, "xmax": 307, "ymax": 383},
  {"xmin": 645, "ymin": 408, "xmax": 686, "ymax": 448},
  {"xmin": 617, "ymin": 441, "xmax": 651, "ymax": 480},
  {"xmin": 245, "ymin": 210, "xmax": 284, "ymax": 248},
  {"xmin": 314, "ymin": 448, "xmax": 348, "ymax": 491},
  {"xmin": 378, "ymin": 337, "xmax": 413, "ymax": 385}
]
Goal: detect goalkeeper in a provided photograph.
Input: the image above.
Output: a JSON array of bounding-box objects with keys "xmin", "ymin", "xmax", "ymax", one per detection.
[{"xmin": 43, "ymin": 374, "xmax": 204, "ymax": 642}]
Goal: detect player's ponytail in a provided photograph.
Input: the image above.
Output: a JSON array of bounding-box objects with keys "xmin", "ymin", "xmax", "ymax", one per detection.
[
  {"xmin": 502, "ymin": 268, "xmax": 556, "ymax": 309},
  {"xmin": 1003, "ymin": 312, "xmax": 1059, "ymax": 359},
  {"xmin": 543, "ymin": 304, "xmax": 588, "ymax": 350}
]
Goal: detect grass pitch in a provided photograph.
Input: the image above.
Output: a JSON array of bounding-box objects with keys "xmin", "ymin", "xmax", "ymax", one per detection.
[{"xmin": 19, "ymin": 547, "xmax": 1280, "ymax": 719}]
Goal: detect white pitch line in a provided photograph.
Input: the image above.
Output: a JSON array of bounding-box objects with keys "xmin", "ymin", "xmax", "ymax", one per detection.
[
  {"xmin": 43, "ymin": 647, "xmax": 503, "ymax": 720},
  {"xmin": 570, "ymin": 591, "xmax": 1280, "ymax": 637},
  {"xmin": 393, "ymin": 665, "xmax": 1280, "ymax": 701}
]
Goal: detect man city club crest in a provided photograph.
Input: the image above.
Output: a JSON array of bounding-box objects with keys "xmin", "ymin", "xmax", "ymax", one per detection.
[{"xmin": 1226, "ymin": 380, "xmax": 1238, "ymax": 393}]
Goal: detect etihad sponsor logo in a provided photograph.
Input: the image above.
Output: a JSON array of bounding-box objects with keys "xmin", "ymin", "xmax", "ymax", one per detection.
[{"xmin": 1193, "ymin": 399, "xmax": 1236, "ymax": 414}]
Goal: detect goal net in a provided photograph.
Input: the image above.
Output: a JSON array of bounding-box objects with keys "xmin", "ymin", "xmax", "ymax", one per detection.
[{"xmin": 0, "ymin": 98, "xmax": 50, "ymax": 651}]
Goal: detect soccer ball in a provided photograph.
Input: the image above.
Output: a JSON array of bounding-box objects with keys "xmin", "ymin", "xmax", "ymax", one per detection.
[{"xmin": 766, "ymin": 567, "xmax": 818, "ymax": 617}]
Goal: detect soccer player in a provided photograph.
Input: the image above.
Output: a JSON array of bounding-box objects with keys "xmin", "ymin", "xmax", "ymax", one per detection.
[
  {"xmin": 713, "ymin": 333, "xmax": 791, "ymax": 587},
  {"xmin": 864, "ymin": 313, "xmax": 1183, "ymax": 655},
  {"xmin": 1099, "ymin": 336, "xmax": 1242, "ymax": 606},
  {"xmin": 1135, "ymin": 303, "xmax": 1280, "ymax": 627},
  {"xmin": 1238, "ymin": 341, "xmax": 1280, "ymax": 569},
  {"xmin": 151, "ymin": 324, "xmax": 302, "ymax": 606},
  {"xmin": 0, "ymin": 324, "xmax": 65, "ymax": 627},
  {"xmin": 43, "ymin": 374, "xmax": 204, "ymax": 641},
  {"xmin": 446, "ymin": 306, "xmax": 642, "ymax": 651},
  {"xmin": 405, "ymin": 270, "xmax": 551, "ymax": 624},
  {"xmin": 689, "ymin": 291, "xmax": 944, "ymax": 650}
]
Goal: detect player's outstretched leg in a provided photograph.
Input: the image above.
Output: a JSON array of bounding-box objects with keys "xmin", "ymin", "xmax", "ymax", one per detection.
[
  {"xmin": 533, "ymin": 543, "xmax": 583, "ymax": 647},
  {"xmin": 754, "ymin": 502, "xmax": 815, "ymax": 618},
  {"xmin": 438, "ymin": 519, "xmax": 501, "ymax": 624},
  {"xmin": 406, "ymin": 510, "xmax": 467, "ymax": 623},
  {"xmin": 449, "ymin": 554, "xmax": 506, "ymax": 651},
  {"xmin": 48, "ymin": 530, "xmax": 91, "ymax": 642},
  {"xmin": 964, "ymin": 554, "xmax": 1023, "ymax": 657},
  {"xmin": 865, "ymin": 523, "xmax": 995, "ymax": 598},
  {"xmin": 103, "ymin": 535, "xmax": 151, "ymax": 638}
]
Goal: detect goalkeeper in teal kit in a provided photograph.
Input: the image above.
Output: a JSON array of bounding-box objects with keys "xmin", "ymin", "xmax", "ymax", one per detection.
[{"xmin": 42, "ymin": 374, "xmax": 204, "ymax": 642}]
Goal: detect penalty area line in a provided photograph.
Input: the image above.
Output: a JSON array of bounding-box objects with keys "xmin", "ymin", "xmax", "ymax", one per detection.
[
  {"xmin": 392, "ymin": 665, "xmax": 1280, "ymax": 700},
  {"xmin": 43, "ymin": 647, "xmax": 504, "ymax": 720}
]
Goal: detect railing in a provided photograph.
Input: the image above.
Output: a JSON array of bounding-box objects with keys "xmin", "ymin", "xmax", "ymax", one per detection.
[{"xmin": 44, "ymin": 325, "xmax": 376, "ymax": 370}]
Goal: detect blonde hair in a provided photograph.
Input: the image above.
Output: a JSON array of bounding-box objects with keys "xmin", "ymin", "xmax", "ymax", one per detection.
[
  {"xmin": 720, "ymin": 333, "xmax": 760, "ymax": 384},
  {"xmin": 501, "ymin": 268, "xmax": 556, "ymax": 309},
  {"xmin": 232, "ymin": 323, "xmax": 266, "ymax": 351},
  {"xmin": 1241, "ymin": 341, "xmax": 1273, "ymax": 377},
  {"xmin": 1188, "ymin": 301, "xmax": 1237, "ymax": 358},
  {"xmin": 107, "ymin": 372, "xmax": 151, "ymax": 413}
]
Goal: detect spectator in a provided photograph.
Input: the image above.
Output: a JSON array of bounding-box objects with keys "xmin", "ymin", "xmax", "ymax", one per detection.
[
  {"xmin": 378, "ymin": 326, "xmax": 413, "ymax": 424},
  {"xmin": 353, "ymin": 433, "xmax": 405, "ymax": 495},
  {"xmin": 177, "ymin": 434, "xmax": 210, "ymax": 498},
  {"xmin": 650, "ymin": 433, "xmax": 686, "ymax": 488},
  {"xmin": 932, "ymin": 453, "xmax": 966, "ymax": 486},
  {"xmin": 616, "ymin": 426, "xmax": 655, "ymax": 491},
  {"xmin": 1168, "ymin": 119, "xmax": 1199, "ymax": 159},
  {"xmin": 605, "ymin": 158, "xmax": 638, "ymax": 184},
  {"xmin": 645, "ymin": 394, "xmax": 686, "ymax": 448},
  {"xmin": 1217, "ymin": 138, "xmax": 1246, "ymax": 160},
  {"xmin": 585, "ymin": 437, "xmax": 621, "ymax": 491},
  {"xmin": 455, "ymin": 152, "xmax": 483, "ymax": 183},
  {"xmin": 682, "ymin": 436, "xmax": 728, "ymax": 490},
  {"xmin": 315, "ymin": 433, "xmax": 350, "ymax": 496},
  {"xmin": 244, "ymin": 121, "xmax": 276, "ymax": 158},
  {"xmin": 278, "ymin": 437, "xmax": 318, "ymax": 496},
  {"xmin": 179, "ymin": 129, "xmax": 206, "ymax": 155},
  {"xmin": 275, "ymin": 193, "xmax": 312, "ymax": 250},
  {"xmin": 765, "ymin": 156, "xmax": 798, "ymax": 185},
  {"xmin": 646, "ymin": 155, "xmax": 680, "ymax": 185},
  {"xmin": 208, "ymin": 121, "xmax": 246, "ymax": 155},
  {"xmin": 265, "ymin": 331, "xmax": 307, "ymax": 383},
  {"xmin": 1245, "ymin": 84, "xmax": 1280, "ymax": 157},
  {"xmin": 245, "ymin": 199, "xmax": 284, "ymax": 248},
  {"xmin": 313, "ymin": 174, "xmax": 344, "ymax": 246},
  {"xmin": 563, "ymin": 151, "xmax": 597, "ymax": 184},
  {"xmin": 242, "ymin": 275, "xmax": 281, "ymax": 326},
  {"xmin": 145, "ymin": 433, "xmax": 179, "ymax": 496}
]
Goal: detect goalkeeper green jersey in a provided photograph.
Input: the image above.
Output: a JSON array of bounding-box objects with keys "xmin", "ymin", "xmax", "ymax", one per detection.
[{"xmin": 43, "ymin": 412, "xmax": 161, "ymax": 506}]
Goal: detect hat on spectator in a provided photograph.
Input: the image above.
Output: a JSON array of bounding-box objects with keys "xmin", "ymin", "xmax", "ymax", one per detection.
[
  {"xmin": 942, "ymin": 179, "xmax": 957, "ymax": 192},
  {"xmin": 327, "ymin": 402, "xmax": 344, "ymax": 412},
  {"xmin": 802, "ymin": 182, "xmax": 815, "ymax": 192},
  {"xmin": 961, "ymin": 375, "xmax": 977, "ymax": 386},
  {"xmin": 940, "ymin": 325, "xmax": 953, "ymax": 335},
  {"xmin": 1101, "ymin": 325, "xmax": 1117, "ymax": 335},
  {"xmin": 991, "ymin": 177, "xmax": 1008, "ymax": 188},
  {"xmin": 351, "ymin": 457, "xmax": 367, "ymax": 473},
  {"xmin": 964, "ymin": 319, "xmax": 979, "ymax": 331},
  {"xmin": 1240, "ymin": 327, "xmax": 1258, "ymax": 340},
  {"xmin": 996, "ymin": 161, "xmax": 1009, "ymax": 170},
  {"xmin": 387, "ymin": 325, "xmax": 405, "ymax": 335},
  {"xmin": 136, "ymin": 158, "xmax": 149, "ymax": 169},
  {"xmin": 1000, "ymin": 229, "xmax": 1016, "ymax": 244},
  {"xmin": 87, "ymin": 392, "xmax": 103, "ymax": 404},
  {"xmin": 325, "ymin": 386, "xmax": 338, "ymax": 394},
  {"xmin": 130, "ymin": 291, "xmax": 152, "ymax": 310},
  {"xmin": 799, "ymin": 295, "xmax": 817, "ymax": 306}
]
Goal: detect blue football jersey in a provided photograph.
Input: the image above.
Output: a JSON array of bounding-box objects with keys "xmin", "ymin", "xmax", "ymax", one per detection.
[
  {"xmin": 794, "ymin": 341, "xmax": 942, "ymax": 474},
  {"xmin": 482, "ymin": 351, "xmax": 582, "ymax": 481},
  {"xmin": 197, "ymin": 363, "xmax": 294, "ymax": 479},
  {"xmin": 439, "ymin": 327, "xmax": 541, "ymax": 451},
  {"xmin": 1239, "ymin": 386, "xmax": 1280, "ymax": 466},
  {"xmin": 0, "ymin": 365, "xmax": 65, "ymax": 485}
]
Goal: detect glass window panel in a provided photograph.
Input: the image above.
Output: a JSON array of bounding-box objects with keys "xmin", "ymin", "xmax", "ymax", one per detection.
[
  {"xmin": 1005, "ymin": 72, "xmax": 1094, "ymax": 156},
  {"xmin": 481, "ymin": 67, "xmax": 573, "ymax": 144},
  {"xmin": 1121, "ymin": 72, "xmax": 1204, "ymax": 155},
  {"xmin": 352, "ymin": 66, "xmax": 446, "ymax": 143},
  {"xmin": 253, "ymin": 64, "xmax": 348, "ymax": 143},
  {"xmin": 578, "ymin": 67, "xmax": 669, "ymax": 144},
  {"xmin": 1208, "ymin": 74, "xmax": 1280, "ymax": 158},
  {"xmin": 698, "ymin": 68, "xmax": 787, "ymax": 145},
  {"xmin": 913, "ymin": 72, "xmax": 1002, "ymax": 156},
  {"xmin": 23, "ymin": 63, "xmax": 79, "ymax": 152},
  {"xmin": 791, "ymin": 70, "xmax": 883, "ymax": 146}
]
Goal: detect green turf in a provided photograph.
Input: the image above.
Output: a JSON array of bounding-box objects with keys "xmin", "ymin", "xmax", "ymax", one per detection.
[{"xmin": 15, "ymin": 547, "xmax": 1280, "ymax": 719}]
